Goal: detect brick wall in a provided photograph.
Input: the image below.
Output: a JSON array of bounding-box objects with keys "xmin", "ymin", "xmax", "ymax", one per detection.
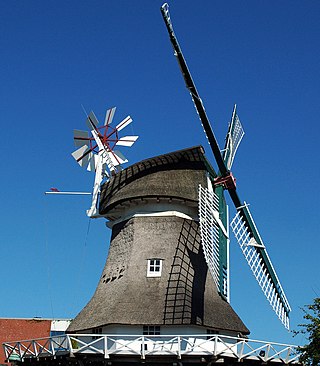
[{"xmin": 0, "ymin": 319, "xmax": 51, "ymax": 364}]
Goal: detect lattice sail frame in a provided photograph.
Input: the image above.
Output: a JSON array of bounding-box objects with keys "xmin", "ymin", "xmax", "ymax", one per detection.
[
  {"xmin": 198, "ymin": 184, "xmax": 229, "ymax": 301},
  {"xmin": 223, "ymin": 106, "xmax": 245, "ymax": 171},
  {"xmin": 230, "ymin": 206, "xmax": 291, "ymax": 329}
]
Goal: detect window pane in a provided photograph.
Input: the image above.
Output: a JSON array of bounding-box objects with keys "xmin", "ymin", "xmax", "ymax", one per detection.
[
  {"xmin": 50, "ymin": 331, "xmax": 65, "ymax": 337},
  {"xmin": 147, "ymin": 259, "xmax": 162, "ymax": 277},
  {"xmin": 142, "ymin": 325, "xmax": 161, "ymax": 335}
]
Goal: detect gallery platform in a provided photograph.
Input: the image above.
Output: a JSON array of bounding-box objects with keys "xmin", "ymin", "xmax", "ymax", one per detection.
[{"xmin": 3, "ymin": 333, "xmax": 300, "ymax": 365}]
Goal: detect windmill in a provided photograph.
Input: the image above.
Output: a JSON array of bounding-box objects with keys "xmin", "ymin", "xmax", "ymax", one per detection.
[
  {"xmin": 161, "ymin": 3, "xmax": 291, "ymax": 329},
  {"xmin": 2, "ymin": 4, "xmax": 302, "ymax": 365},
  {"xmin": 71, "ymin": 107, "xmax": 138, "ymax": 217},
  {"xmin": 68, "ymin": 2, "xmax": 290, "ymax": 338}
]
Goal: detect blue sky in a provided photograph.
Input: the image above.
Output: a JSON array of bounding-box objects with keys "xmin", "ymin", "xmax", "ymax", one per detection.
[{"xmin": 1, "ymin": 0, "xmax": 320, "ymax": 346}]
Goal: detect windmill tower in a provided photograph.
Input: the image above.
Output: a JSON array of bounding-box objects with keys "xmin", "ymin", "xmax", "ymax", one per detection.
[{"xmin": 68, "ymin": 145, "xmax": 249, "ymax": 337}]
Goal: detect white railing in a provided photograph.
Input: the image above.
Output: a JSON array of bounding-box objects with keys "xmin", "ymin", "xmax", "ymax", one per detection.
[{"xmin": 3, "ymin": 334, "xmax": 300, "ymax": 364}]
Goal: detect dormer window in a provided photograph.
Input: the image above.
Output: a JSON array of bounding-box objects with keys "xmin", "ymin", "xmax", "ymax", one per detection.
[{"xmin": 147, "ymin": 259, "xmax": 162, "ymax": 277}]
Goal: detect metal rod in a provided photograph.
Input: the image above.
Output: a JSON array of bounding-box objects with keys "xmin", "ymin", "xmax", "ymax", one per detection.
[{"xmin": 44, "ymin": 192, "xmax": 92, "ymax": 195}]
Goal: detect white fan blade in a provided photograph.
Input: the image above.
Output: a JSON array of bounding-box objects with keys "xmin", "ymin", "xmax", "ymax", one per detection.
[
  {"xmin": 72, "ymin": 145, "xmax": 94, "ymax": 169},
  {"xmin": 104, "ymin": 107, "xmax": 116, "ymax": 126},
  {"xmin": 86, "ymin": 111, "xmax": 99, "ymax": 131},
  {"xmin": 115, "ymin": 116, "xmax": 132, "ymax": 132},
  {"xmin": 72, "ymin": 145, "xmax": 89, "ymax": 161},
  {"xmin": 109, "ymin": 150, "xmax": 128, "ymax": 166},
  {"xmin": 74, "ymin": 129, "xmax": 89, "ymax": 147},
  {"xmin": 115, "ymin": 135, "xmax": 139, "ymax": 147},
  {"xmin": 82, "ymin": 152, "xmax": 94, "ymax": 170},
  {"xmin": 87, "ymin": 153, "xmax": 98, "ymax": 172}
]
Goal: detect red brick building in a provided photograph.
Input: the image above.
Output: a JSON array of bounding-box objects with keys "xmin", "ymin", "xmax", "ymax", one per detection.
[{"xmin": 0, "ymin": 318, "xmax": 70, "ymax": 365}]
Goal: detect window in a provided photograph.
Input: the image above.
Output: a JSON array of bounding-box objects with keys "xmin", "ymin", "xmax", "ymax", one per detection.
[
  {"xmin": 147, "ymin": 259, "xmax": 163, "ymax": 277},
  {"xmin": 50, "ymin": 331, "xmax": 65, "ymax": 337},
  {"xmin": 143, "ymin": 325, "xmax": 160, "ymax": 335},
  {"xmin": 92, "ymin": 327, "xmax": 102, "ymax": 340},
  {"xmin": 206, "ymin": 329, "xmax": 218, "ymax": 339}
]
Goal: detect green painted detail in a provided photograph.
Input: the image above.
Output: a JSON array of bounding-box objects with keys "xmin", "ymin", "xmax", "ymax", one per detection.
[
  {"xmin": 9, "ymin": 354, "xmax": 21, "ymax": 361},
  {"xmin": 213, "ymin": 183, "xmax": 229, "ymax": 300},
  {"xmin": 203, "ymin": 155, "xmax": 217, "ymax": 180}
]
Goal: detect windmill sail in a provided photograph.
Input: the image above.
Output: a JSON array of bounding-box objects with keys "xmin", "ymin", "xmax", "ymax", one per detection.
[
  {"xmin": 161, "ymin": 2, "xmax": 291, "ymax": 328},
  {"xmin": 161, "ymin": 3, "xmax": 227, "ymax": 177},
  {"xmin": 199, "ymin": 184, "xmax": 229, "ymax": 301},
  {"xmin": 223, "ymin": 105, "xmax": 245, "ymax": 171},
  {"xmin": 231, "ymin": 205, "xmax": 291, "ymax": 329}
]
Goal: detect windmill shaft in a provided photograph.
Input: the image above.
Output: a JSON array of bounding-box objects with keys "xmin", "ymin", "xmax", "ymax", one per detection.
[{"xmin": 161, "ymin": 4, "xmax": 228, "ymax": 177}]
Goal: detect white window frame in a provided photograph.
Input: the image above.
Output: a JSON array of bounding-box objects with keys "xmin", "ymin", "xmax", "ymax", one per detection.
[{"xmin": 147, "ymin": 259, "xmax": 162, "ymax": 277}]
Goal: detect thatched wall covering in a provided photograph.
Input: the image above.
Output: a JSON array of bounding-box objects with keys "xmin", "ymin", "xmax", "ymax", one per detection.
[
  {"xmin": 68, "ymin": 147, "xmax": 249, "ymax": 335},
  {"xmin": 68, "ymin": 216, "xmax": 248, "ymax": 334}
]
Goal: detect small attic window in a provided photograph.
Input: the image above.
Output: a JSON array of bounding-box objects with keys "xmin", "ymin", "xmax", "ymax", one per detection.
[{"xmin": 147, "ymin": 259, "xmax": 162, "ymax": 277}]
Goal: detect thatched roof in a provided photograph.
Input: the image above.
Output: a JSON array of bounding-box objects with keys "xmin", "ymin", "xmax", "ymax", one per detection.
[{"xmin": 99, "ymin": 146, "xmax": 215, "ymax": 219}]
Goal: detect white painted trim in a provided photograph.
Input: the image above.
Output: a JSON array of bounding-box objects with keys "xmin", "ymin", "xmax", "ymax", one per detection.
[
  {"xmin": 147, "ymin": 259, "xmax": 163, "ymax": 277},
  {"xmin": 226, "ymin": 204, "xmax": 230, "ymax": 303},
  {"xmin": 107, "ymin": 209, "xmax": 197, "ymax": 228},
  {"xmin": 4, "ymin": 333, "xmax": 300, "ymax": 364}
]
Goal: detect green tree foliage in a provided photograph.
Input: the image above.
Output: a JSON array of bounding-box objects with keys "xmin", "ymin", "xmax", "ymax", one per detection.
[{"xmin": 295, "ymin": 298, "xmax": 320, "ymax": 365}]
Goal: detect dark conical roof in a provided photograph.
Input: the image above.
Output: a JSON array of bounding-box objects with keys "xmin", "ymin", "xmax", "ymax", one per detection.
[{"xmin": 99, "ymin": 146, "xmax": 214, "ymax": 219}]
